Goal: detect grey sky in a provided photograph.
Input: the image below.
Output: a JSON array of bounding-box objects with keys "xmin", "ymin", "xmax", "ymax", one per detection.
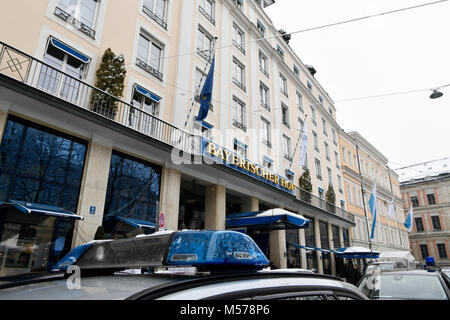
[{"xmin": 265, "ymin": 0, "xmax": 450, "ymax": 170}]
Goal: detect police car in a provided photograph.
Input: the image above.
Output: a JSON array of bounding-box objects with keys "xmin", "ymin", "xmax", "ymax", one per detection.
[{"xmin": 0, "ymin": 230, "xmax": 368, "ymax": 300}]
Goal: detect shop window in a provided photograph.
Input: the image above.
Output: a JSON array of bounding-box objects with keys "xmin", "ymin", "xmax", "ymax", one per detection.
[
  {"xmin": 102, "ymin": 151, "xmax": 161, "ymax": 238},
  {"xmin": 286, "ymin": 229, "xmax": 300, "ymax": 268}
]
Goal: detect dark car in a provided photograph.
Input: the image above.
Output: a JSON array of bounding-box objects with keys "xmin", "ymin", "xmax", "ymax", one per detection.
[
  {"xmin": 358, "ymin": 269, "xmax": 450, "ymax": 300},
  {"xmin": 0, "ymin": 230, "xmax": 368, "ymax": 300}
]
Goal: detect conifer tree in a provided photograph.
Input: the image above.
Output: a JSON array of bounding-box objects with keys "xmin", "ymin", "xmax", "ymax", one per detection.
[
  {"xmin": 299, "ymin": 169, "xmax": 312, "ymax": 203},
  {"xmin": 326, "ymin": 184, "xmax": 336, "ymax": 205},
  {"xmin": 90, "ymin": 48, "xmax": 126, "ymax": 118}
]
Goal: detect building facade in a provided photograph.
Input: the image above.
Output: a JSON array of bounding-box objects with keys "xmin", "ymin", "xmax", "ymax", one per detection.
[
  {"xmin": 0, "ymin": 0, "xmax": 356, "ymax": 278},
  {"xmin": 396, "ymin": 158, "xmax": 450, "ymax": 267},
  {"xmin": 339, "ymin": 131, "xmax": 411, "ymax": 268}
]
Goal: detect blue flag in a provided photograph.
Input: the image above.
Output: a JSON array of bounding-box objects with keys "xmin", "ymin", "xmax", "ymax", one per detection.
[
  {"xmin": 196, "ymin": 57, "xmax": 215, "ymax": 122},
  {"xmin": 368, "ymin": 183, "xmax": 377, "ymax": 239},
  {"xmin": 404, "ymin": 207, "xmax": 414, "ymax": 232}
]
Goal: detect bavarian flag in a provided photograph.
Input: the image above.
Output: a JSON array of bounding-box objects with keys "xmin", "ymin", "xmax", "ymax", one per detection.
[{"xmin": 196, "ymin": 57, "xmax": 215, "ymax": 122}]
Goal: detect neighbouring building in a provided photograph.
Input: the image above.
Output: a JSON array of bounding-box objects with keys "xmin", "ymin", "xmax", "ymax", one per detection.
[
  {"xmin": 339, "ymin": 131, "xmax": 411, "ymax": 270},
  {"xmin": 396, "ymin": 158, "xmax": 450, "ymax": 267},
  {"xmin": 0, "ymin": 0, "xmax": 356, "ymax": 278}
]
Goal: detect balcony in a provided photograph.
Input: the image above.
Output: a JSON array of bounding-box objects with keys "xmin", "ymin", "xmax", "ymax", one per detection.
[
  {"xmin": 262, "ymin": 139, "xmax": 272, "ymax": 148},
  {"xmin": 233, "ymin": 40, "xmax": 246, "ymax": 55},
  {"xmin": 143, "ymin": 4, "xmax": 168, "ymax": 29},
  {"xmin": 54, "ymin": 6, "xmax": 96, "ymax": 39},
  {"xmin": 233, "ymin": 119, "xmax": 247, "ymax": 132},
  {"xmin": 284, "ymin": 154, "xmax": 293, "ymax": 162},
  {"xmin": 136, "ymin": 58, "xmax": 163, "ymax": 81},
  {"xmin": 232, "ymin": 78, "xmax": 246, "ymax": 92},
  {"xmin": 0, "ymin": 41, "xmax": 197, "ymax": 155},
  {"xmin": 197, "ymin": 48, "xmax": 213, "ymax": 63},
  {"xmin": 199, "ymin": 6, "xmax": 215, "ymax": 25},
  {"xmin": 259, "ymin": 66, "xmax": 269, "ymax": 78}
]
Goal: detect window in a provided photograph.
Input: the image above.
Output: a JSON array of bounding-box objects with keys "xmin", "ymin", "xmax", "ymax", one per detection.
[
  {"xmin": 318, "ymin": 187, "xmax": 324, "ymax": 199},
  {"xmin": 338, "ymin": 175, "xmax": 343, "ymax": 193},
  {"xmin": 232, "ymin": 58, "xmax": 246, "ymax": 91},
  {"xmin": 307, "ymin": 80, "xmax": 312, "ymax": 91},
  {"xmin": 55, "ymin": 0, "xmax": 99, "ymax": 38},
  {"xmin": 310, "ymin": 106, "xmax": 317, "ymax": 125},
  {"xmin": 431, "ymin": 215, "xmax": 441, "ymax": 231},
  {"xmin": 232, "ymin": 97, "xmax": 246, "ymax": 131},
  {"xmin": 103, "ymin": 151, "xmax": 161, "ymax": 238},
  {"xmin": 332, "ymin": 128, "xmax": 337, "ymax": 145},
  {"xmin": 315, "ymin": 158, "xmax": 322, "ymax": 180},
  {"xmin": 313, "ymin": 131, "xmax": 319, "ymax": 152},
  {"xmin": 427, "ymin": 193, "xmax": 436, "ymax": 205},
  {"xmin": 298, "ymin": 118, "xmax": 304, "ymax": 132},
  {"xmin": 260, "ymin": 82, "xmax": 270, "ymax": 111},
  {"xmin": 199, "ymin": 0, "xmax": 215, "ymax": 25},
  {"xmin": 232, "ymin": 23, "xmax": 245, "ymax": 54},
  {"xmin": 335, "ymin": 151, "xmax": 340, "ymax": 169},
  {"xmin": 137, "ymin": 32, "xmax": 164, "ymax": 80},
  {"xmin": 257, "ymin": 19, "xmax": 266, "ymax": 36},
  {"xmin": 296, "ymin": 91, "xmax": 303, "ymax": 112},
  {"xmin": 263, "ymin": 156, "xmax": 273, "ymax": 169},
  {"xmin": 293, "ymin": 64, "xmax": 300, "ymax": 78},
  {"xmin": 420, "ymin": 244, "xmax": 429, "ymax": 259},
  {"xmin": 415, "ymin": 217, "xmax": 424, "ymax": 232},
  {"xmin": 197, "ymin": 27, "xmax": 213, "ymax": 62},
  {"xmin": 261, "ymin": 117, "xmax": 271, "ymax": 147},
  {"xmin": 410, "ymin": 196, "xmax": 419, "ymax": 207},
  {"xmin": 347, "ymin": 185, "xmax": 352, "ymax": 204},
  {"xmin": 437, "ymin": 243, "xmax": 447, "ymax": 259},
  {"xmin": 283, "ymin": 135, "xmax": 292, "ymax": 161},
  {"xmin": 279, "ymin": 73, "xmax": 288, "ymax": 97},
  {"xmin": 194, "ymin": 120, "xmax": 213, "ymax": 140},
  {"xmin": 276, "ymin": 44, "xmax": 285, "ymax": 58},
  {"xmin": 259, "ymin": 51, "xmax": 269, "ymax": 77},
  {"xmin": 281, "ymin": 103, "xmax": 290, "ymax": 127},
  {"xmin": 38, "ymin": 38, "xmax": 88, "ymax": 104},
  {"xmin": 130, "ymin": 85, "xmax": 160, "ymax": 135},
  {"xmin": 327, "ymin": 167, "xmax": 332, "ymax": 186},
  {"xmin": 342, "ymin": 147, "xmax": 347, "ymax": 162},
  {"xmin": 234, "ymin": 139, "xmax": 247, "ymax": 158},
  {"xmin": 325, "ymin": 142, "xmax": 330, "ymax": 161},
  {"xmin": 348, "ymin": 151, "xmax": 353, "ymax": 166},
  {"xmin": 319, "ymin": 95, "xmax": 323, "ymax": 105},
  {"xmin": 143, "ymin": 0, "xmax": 168, "ymax": 29}
]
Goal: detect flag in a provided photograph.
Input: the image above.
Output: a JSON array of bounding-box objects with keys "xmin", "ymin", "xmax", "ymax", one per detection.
[
  {"xmin": 196, "ymin": 57, "xmax": 215, "ymax": 122},
  {"xmin": 387, "ymin": 197, "xmax": 395, "ymax": 219},
  {"xmin": 299, "ymin": 122, "xmax": 308, "ymax": 168},
  {"xmin": 368, "ymin": 183, "xmax": 377, "ymax": 239},
  {"xmin": 404, "ymin": 207, "xmax": 414, "ymax": 232}
]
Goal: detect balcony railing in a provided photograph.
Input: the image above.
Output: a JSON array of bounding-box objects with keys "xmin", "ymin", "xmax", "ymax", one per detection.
[
  {"xmin": 233, "ymin": 119, "xmax": 247, "ymax": 132},
  {"xmin": 197, "ymin": 48, "xmax": 213, "ymax": 63},
  {"xmin": 199, "ymin": 6, "xmax": 215, "ymax": 25},
  {"xmin": 232, "ymin": 78, "xmax": 246, "ymax": 92},
  {"xmin": 0, "ymin": 41, "xmax": 198, "ymax": 155},
  {"xmin": 142, "ymin": 5, "xmax": 168, "ymax": 30},
  {"xmin": 232, "ymin": 40, "xmax": 246, "ymax": 55},
  {"xmin": 136, "ymin": 57, "xmax": 163, "ymax": 81},
  {"xmin": 54, "ymin": 7, "xmax": 96, "ymax": 39}
]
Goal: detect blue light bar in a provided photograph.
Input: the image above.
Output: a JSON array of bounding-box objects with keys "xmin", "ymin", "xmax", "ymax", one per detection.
[
  {"xmin": 165, "ymin": 231, "xmax": 269, "ymax": 269},
  {"xmin": 52, "ymin": 242, "xmax": 95, "ymax": 271}
]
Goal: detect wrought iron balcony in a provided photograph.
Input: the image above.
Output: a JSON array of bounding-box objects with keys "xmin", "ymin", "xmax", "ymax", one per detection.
[
  {"xmin": 260, "ymin": 66, "xmax": 269, "ymax": 78},
  {"xmin": 54, "ymin": 7, "xmax": 96, "ymax": 39},
  {"xmin": 262, "ymin": 139, "xmax": 272, "ymax": 148},
  {"xmin": 197, "ymin": 48, "xmax": 213, "ymax": 63},
  {"xmin": 142, "ymin": 5, "xmax": 168, "ymax": 30},
  {"xmin": 284, "ymin": 154, "xmax": 293, "ymax": 162},
  {"xmin": 233, "ymin": 119, "xmax": 247, "ymax": 132},
  {"xmin": 199, "ymin": 6, "xmax": 215, "ymax": 25},
  {"xmin": 0, "ymin": 41, "xmax": 198, "ymax": 155},
  {"xmin": 232, "ymin": 40, "xmax": 246, "ymax": 55},
  {"xmin": 136, "ymin": 57, "xmax": 163, "ymax": 81},
  {"xmin": 232, "ymin": 78, "xmax": 246, "ymax": 92}
]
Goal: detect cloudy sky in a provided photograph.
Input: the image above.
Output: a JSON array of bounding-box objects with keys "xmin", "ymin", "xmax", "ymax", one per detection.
[{"xmin": 265, "ymin": 0, "xmax": 450, "ymax": 170}]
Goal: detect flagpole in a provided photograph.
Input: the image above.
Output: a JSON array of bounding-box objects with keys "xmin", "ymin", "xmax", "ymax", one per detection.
[
  {"xmin": 387, "ymin": 169, "xmax": 402, "ymax": 248},
  {"xmin": 355, "ymin": 142, "xmax": 373, "ymax": 252}
]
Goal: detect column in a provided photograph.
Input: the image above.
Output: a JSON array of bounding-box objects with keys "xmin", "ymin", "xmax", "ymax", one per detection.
[
  {"xmin": 328, "ymin": 223, "xmax": 336, "ymax": 276},
  {"xmin": 0, "ymin": 109, "xmax": 7, "ymax": 141},
  {"xmin": 73, "ymin": 138, "xmax": 112, "ymax": 247},
  {"xmin": 159, "ymin": 167, "xmax": 181, "ymax": 231},
  {"xmin": 270, "ymin": 230, "xmax": 287, "ymax": 269},
  {"xmin": 241, "ymin": 196, "xmax": 259, "ymax": 212},
  {"xmin": 314, "ymin": 218, "xmax": 324, "ymax": 274},
  {"xmin": 339, "ymin": 226, "xmax": 345, "ymax": 248},
  {"xmin": 299, "ymin": 228, "xmax": 307, "ymax": 269},
  {"xmin": 205, "ymin": 185, "xmax": 226, "ymax": 230}
]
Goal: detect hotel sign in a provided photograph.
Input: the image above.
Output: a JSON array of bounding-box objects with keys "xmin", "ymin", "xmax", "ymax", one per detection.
[{"xmin": 201, "ymin": 138, "xmax": 295, "ymax": 194}]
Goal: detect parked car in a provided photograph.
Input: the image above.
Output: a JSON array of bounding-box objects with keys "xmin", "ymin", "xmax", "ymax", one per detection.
[
  {"xmin": 358, "ymin": 269, "xmax": 450, "ymax": 300},
  {"xmin": 0, "ymin": 230, "xmax": 368, "ymax": 300}
]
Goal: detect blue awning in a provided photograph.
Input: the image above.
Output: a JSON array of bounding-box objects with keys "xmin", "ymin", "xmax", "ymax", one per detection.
[
  {"xmin": 50, "ymin": 37, "xmax": 91, "ymax": 64},
  {"xmin": 335, "ymin": 246, "xmax": 380, "ymax": 259},
  {"xmin": 116, "ymin": 216, "xmax": 157, "ymax": 229},
  {"xmin": 135, "ymin": 84, "xmax": 161, "ymax": 103},
  {"xmin": 226, "ymin": 208, "xmax": 309, "ymax": 231},
  {"xmin": 0, "ymin": 200, "xmax": 84, "ymax": 220}
]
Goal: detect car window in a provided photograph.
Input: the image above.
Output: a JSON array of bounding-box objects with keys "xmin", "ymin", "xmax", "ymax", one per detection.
[{"xmin": 359, "ymin": 274, "xmax": 448, "ymax": 300}]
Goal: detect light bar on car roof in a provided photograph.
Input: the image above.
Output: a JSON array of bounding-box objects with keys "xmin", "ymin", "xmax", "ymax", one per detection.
[{"xmin": 53, "ymin": 230, "xmax": 269, "ymax": 272}]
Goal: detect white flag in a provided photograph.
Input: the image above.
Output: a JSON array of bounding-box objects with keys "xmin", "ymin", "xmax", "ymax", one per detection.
[
  {"xmin": 299, "ymin": 122, "xmax": 308, "ymax": 168},
  {"xmin": 387, "ymin": 197, "xmax": 395, "ymax": 219},
  {"xmin": 404, "ymin": 207, "xmax": 414, "ymax": 232}
]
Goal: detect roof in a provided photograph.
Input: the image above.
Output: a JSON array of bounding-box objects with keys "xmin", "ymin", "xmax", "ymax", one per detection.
[{"xmin": 395, "ymin": 157, "xmax": 450, "ymax": 183}]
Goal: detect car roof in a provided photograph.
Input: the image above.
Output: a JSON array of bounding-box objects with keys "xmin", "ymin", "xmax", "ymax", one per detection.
[{"xmin": 373, "ymin": 269, "xmax": 442, "ymax": 276}]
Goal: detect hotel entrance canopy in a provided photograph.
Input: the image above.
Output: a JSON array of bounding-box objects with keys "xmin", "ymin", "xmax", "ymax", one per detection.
[
  {"xmin": 335, "ymin": 246, "xmax": 380, "ymax": 259},
  {"xmin": 0, "ymin": 200, "xmax": 84, "ymax": 220},
  {"xmin": 226, "ymin": 208, "xmax": 309, "ymax": 231}
]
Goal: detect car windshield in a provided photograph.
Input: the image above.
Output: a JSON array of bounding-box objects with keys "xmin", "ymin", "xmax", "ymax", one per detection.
[{"xmin": 359, "ymin": 273, "xmax": 448, "ymax": 300}]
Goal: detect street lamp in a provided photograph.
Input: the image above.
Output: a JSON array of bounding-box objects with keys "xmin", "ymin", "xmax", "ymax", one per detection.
[{"xmin": 430, "ymin": 89, "xmax": 444, "ymax": 99}]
